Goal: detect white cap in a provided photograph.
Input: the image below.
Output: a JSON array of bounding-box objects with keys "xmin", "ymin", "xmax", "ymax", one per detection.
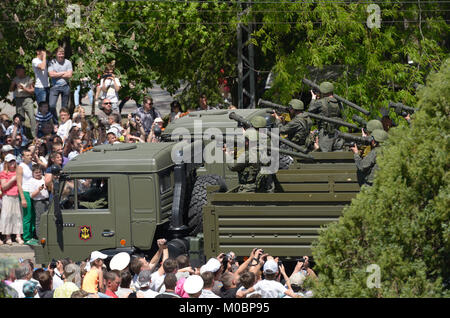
[
  {"xmin": 109, "ymin": 252, "xmax": 131, "ymax": 271},
  {"xmin": 199, "ymin": 258, "xmax": 221, "ymax": 275},
  {"xmin": 289, "ymin": 272, "xmax": 306, "ymax": 286},
  {"xmin": 106, "ymin": 128, "xmax": 117, "ymax": 136},
  {"xmin": 1, "ymin": 145, "xmax": 13, "ymax": 152},
  {"xmin": 183, "ymin": 275, "xmax": 204, "ymax": 294},
  {"xmin": 263, "ymin": 259, "xmax": 279, "ymax": 274},
  {"xmin": 4, "ymin": 154, "xmax": 16, "ymax": 162},
  {"xmin": 89, "ymin": 250, "xmax": 108, "ymax": 263},
  {"xmin": 154, "ymin": 117, "xmax": 163, "ymax": 123}
]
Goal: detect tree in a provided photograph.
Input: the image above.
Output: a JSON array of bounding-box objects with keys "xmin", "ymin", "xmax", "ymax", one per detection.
[{"xmin": 310, "ymin": 58, "xmax": 450, "ymax": 297}]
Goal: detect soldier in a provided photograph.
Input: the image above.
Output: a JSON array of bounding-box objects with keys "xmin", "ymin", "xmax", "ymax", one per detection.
[
  {"xmin": 360, "ymin": 119, "xmax": 384, "ymax": 158},
  {"xmin": 308, "ymin": 82, "xmax": 344, "ymax": 152},
  {"xmin": 273, "ymin": 99, "xmax": 312, "ymax": 148},
  {"xmin": 351, "ymin": 129, "xmax": 388, "ymax": 187},
  {"xmin": 226, "ymin": 129, "xmax": 274, "ymax": 193}
]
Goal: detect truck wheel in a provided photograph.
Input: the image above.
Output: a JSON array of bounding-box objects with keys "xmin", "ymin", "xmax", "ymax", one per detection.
[
  {"xmin": 188, "ymin": 175, "xmax": 227, "ymax": 236},
  {"xmin": 279, "ymin": 143, "xmax": 294, "ymax": 170}
]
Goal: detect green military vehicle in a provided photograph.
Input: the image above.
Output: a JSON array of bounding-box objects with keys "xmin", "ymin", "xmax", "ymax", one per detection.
[{"xmin": 34, "ymin": 108, "xmax": 361, "ymax": 266}]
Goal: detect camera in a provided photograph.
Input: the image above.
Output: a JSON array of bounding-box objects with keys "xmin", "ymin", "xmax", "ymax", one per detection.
[
  {"xmin": 49, "ymin": 259, "xmax": 57, "ymax": 269},
  {"xmin": 297, "ymin": 257, "xmax": 305, "ymax": 263}
]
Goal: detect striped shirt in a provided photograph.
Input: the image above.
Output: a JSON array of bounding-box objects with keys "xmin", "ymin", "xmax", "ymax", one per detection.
[{"xmin": 35, "ymin": 111, "xmax": 54, "ymax": 123}]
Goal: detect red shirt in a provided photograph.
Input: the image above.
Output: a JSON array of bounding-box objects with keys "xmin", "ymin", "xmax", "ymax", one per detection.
[
  {"xmin": 105, "ymin": 289, "xmax": 118, "ymax": 298},
  {"xmin": 0, "ymin": 171, "xmax": 18, "ymax": 196}
]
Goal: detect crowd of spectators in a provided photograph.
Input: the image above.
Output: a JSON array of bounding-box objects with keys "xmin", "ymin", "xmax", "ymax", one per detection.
[
  {"xmin": 1, "ymin": 239, "xmax": 316, "ymax": 298},
  {"xmin": 0, "ymin": 46, "xmax": 180, "ymax": 247}
]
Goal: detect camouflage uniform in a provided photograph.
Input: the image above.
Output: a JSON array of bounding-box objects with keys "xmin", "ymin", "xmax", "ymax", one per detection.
[
  {"xmin": 227, "ymin": 127, "xmax": 274, "ymax": 193},
  {"xmin": 361, "ymin": 120, "xmax": 384, "ymax": 158},
  {"xmin": 354, "ymin": 129, "xmax": 388, "ymax": 186},
  {"xmin": 308, "ymin": 82, "xmax": 344, "ymax": 152},
  {"xmin": 278, "ymin": 99, "xmax": 312, "ymax": 147}
]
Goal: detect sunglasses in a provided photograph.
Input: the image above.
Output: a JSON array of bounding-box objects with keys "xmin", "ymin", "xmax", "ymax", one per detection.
[{"xmin": 103, "ymin": 102, "xmax": 112, "ymax": 105}]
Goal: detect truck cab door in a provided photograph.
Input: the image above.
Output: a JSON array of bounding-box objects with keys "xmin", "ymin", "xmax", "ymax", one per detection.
[{"xmin": 47, "ymin": 176, "xmax": 115, "ymax": 261}]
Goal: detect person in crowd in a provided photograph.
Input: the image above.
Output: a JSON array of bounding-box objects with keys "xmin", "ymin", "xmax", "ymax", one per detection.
[
  {"xmin": 115, "ymin": 270, "xmax": 133, "ymax": 298},
  {"xmin": 104, "ymin": 270, "xmax": 121, "ymax": 298},
  {"xmin": 16, "ymin": 149, "xmax": 37, "ymax": 245},
  {"xmin": 9, "ymin": 64, "xmax": 36, "ymax": 138},
  {"xmin": 147, "ymin": 117, "xmax": 164, "ymax": 143},
  {"xmin": 0, "ymin": 154, "xmax": 24, "ymax": 245},
  {"xmin": 183, "ymin": 274, "xmax": 204, "ymax": 298},
  {"xmin": 236, "ymin": 271, "xmax": 258, "ymax": 298},
  {"xmin": 169, "ymin": 100, "xmax": 182, "ymax": 123},
  {"xmin": 82, "ymin": 250, "xmax": 108, "ymax": 294},
  {"xmin": 136, "ymin": 270, "xmax": 159, "ymax": 298},
  {"xmin": 48, "ymin": 47, "xmax": 72, "ymax": 121},
  {"xmin": 219, "ymin": 271, "xmax": 238, "ymax": 298},
  {"xmin": 199, "ymin": 257, "xmax": 223, "ymax": 296},
  {"xmin": 98, "ymin": 64, "xmax": 121, "ymax": 113},
  {"xmin": 150, "ymin": 257, "xmax": 178, "ymax": 293},
  {"xmin": 35, "ymin": 101, "xmax": 56, "ymax": 139},
  {"xmin": 44, "ymin": 151, "xmax": 63, "ymax": 192},
  {"xmin": 29, "ymin": 165, "xmax": 49, "ymax": 239},
  {"xmin": 23, "ymin": 280, "xmax": 38, "ymax": 298},
  {"xmin": 9, "ymin": 263, "xmax": 32, "ymax": 297},
  {"xmin": 199, "ymin": 271, "xmax": 221, "ymax": 298},
  {"xmin": 196, "ymin": 92, "xmax": 216, "ymax": 111},
  {"xmin": 107, "ymin": 113, "xmax": 123, "ymax": 138},
  {"xmin": 51, "ymin": 258, "xmax": 70, "ymax": 290},
  {"xmin": 53, "ymin": 263, "xmax": 81, "ymax": 298},
  {"xmin": 135, "ymin": 96, "xmax": 161, "ymax": 138},
  {"xmin": 97, "ymin": 98, "xmax": 118, "ymax": 129},
  {"xmin": 32, "ymin": 45, "xmax": 50, "ymax": 104},
  {"xmin": 36, "ymin": 270, "xmax": 54, "ymax": 298},
  {"xmin": 155, "ymin": 273, "xmax": 181, "ymax": 298},
  {"xmin": 56, "ymin": 108, "xmax": 72, "ymax": 143}
]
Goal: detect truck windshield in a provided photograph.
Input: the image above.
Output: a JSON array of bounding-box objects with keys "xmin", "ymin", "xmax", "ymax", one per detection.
[{"xmin": 59, "ymin": 178, "xmax": 109, "ymax": 211}]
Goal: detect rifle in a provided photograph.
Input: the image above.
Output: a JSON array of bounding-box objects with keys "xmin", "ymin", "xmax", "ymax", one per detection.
[
  {"xmin": 302, "ymin": 78, "xmax": 370, "ymax": 116},
  {"xmin": 334, "ymin": 130, "xmax": 372, "ymax": 146},
  {"xmin": 388, "ymin": 101, "xmax": 417, "ymax": 117},
  {"xmin": 228, "ymin": 112, "xmax": 314, "ymax": 160}
]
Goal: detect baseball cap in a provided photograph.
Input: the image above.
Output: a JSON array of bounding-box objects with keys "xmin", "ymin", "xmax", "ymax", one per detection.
[
  {"xmin": 2, "ymin": 145, "xmax": 14, "ymax": 152},
  {"xmin": 137, "ymin": 270, "xmax": 152, "ymax": 289},
  {"xmin": 89, "ymin": 250, "xmax": 108, "ymax": 263},
  {"xmin": 106, "ymin": 129, "xmax": 117, "ymax": 137},
  {"xmin": 183, "ymin": 275, "xmax": 204, "ymax": 294},
  {"xmin": 109, "ymin": 252, "xmax": 131, "ymax": 271},
  {"xmin": 199, "ymin": 258, "xmax": 221, "ymax": 275},
  {"xmin": 154, "ymin": 117, "xmax": 163, "ymax": 123},
  {"xmin": 23, "ymin": 280, "xmax": 38, "ymax": 297},
  {"xmin": 290, "ymin": 272, "xmax": 306, "ymax": 286},
  {"xmin": 4, "ymin": 154, "xmax": 16, "ymax": 162},
  {"xmin": 263, "ymin": 259, "xmax": 279, "ymax": 274}
]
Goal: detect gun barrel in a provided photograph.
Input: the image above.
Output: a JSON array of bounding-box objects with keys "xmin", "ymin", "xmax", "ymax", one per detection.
[
  {"xmin": 302, "ymin": 78, "xmax": 370, "ymax": 115},
  {"xmin": 388, "ymin": 101, "xmax": 417, "ymax": 114},
  {"xmin": 352, "ymin": 114, "xmax": 367, "ymax": 128},
  {"xmin": 304, "ymin": 112, "xmax": 359, "ymax": 130},
  {"xmin": 335, "ymin": 131, "xmax": 372, "ymax": 145},
  {"xmin": 258, "ymin": 99, "xmax": 289, "ymax": 112},
  {"xmin": 229, "ymin": 112, "xmax": 252, "ymax": 129},
  {"xmin": 276, "ymin": 147, "xmax": 314, "ymax": 160}
]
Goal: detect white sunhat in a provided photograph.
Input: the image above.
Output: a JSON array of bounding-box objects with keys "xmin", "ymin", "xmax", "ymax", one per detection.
[
  {"xmin": 109, "ymin": 252, "xmax": 131, "ymax": 271},
  {"xmin": 183, "ymin": 275, "xmax": 204, "ymax": 294},
  {"xmin": 89, "ymin": 250, "xmax": 108, "ymax": 263},
  {"xmin": 199, "ymin": 258, "xmax": 221, "ymax": 275},
  {"xmin": 1, "ymin": 145, "xmax": 13, "ymax": 152}
]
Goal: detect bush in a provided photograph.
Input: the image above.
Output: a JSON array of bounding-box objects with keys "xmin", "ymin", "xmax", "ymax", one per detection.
[{"xmin": 311, "ymin": 59, "xmax": 450, "ymax": 297}]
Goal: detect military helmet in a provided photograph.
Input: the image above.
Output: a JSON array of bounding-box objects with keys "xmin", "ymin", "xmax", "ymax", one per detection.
[
  {"xmin": 250, "ymin": 116, "xmax": 267, "ymax": 129},
  {"xmin": 288, "ymin": 99, "xmax": 304, "ymax": 111},
  {"xmin": 371, "ymin": 129, "xmax": 388, "ymax": 143},
  {"xmin": 366, "ymin": 120, "xmax": 383, "ymax": 133},
  {"xmin": 319, "ymin": 82, "xmax": 334, "ymax": 94},
  {"xmin": 244, "ymin": 128, "xmax": 258, "ymax": 141},
  {"xmin": 264, "ymin": 114, "xmax": 275, "ymax": 128}
]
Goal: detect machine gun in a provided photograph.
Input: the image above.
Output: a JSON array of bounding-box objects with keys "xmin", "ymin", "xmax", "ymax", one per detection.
[
  {"xmin": 388, "ymin": 101, "xmax": 417, "ymax": 117},
  {"xmin": 334, "ymin": 130, "xmax": 372, "ymax": 147},
  {"xmin": 228, "ymin": 112, "xmax": 314, "ymax": 160},
  {"xmin": 302, "ymin": 78, "xmax": 371, "ymax": 116}
]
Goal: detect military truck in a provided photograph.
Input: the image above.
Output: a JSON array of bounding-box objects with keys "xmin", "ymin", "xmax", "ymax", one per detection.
[{"xmin": 34, "ymin": 109, "xmax": 360, "ymax": 265}]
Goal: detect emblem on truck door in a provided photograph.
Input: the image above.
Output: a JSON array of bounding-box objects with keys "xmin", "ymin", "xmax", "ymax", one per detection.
[{"xmin": 79, "ymin": 226, "xmax": 92, "ymax": 241}]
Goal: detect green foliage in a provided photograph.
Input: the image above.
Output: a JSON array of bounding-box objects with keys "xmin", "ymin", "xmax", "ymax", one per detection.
[
  {"xmin": 0, "ymin": 258, "xmax": 18, "ymax": 298},
  {"xmin": 311, "ymin": 59, "xmax": 450, "ymax": 297},
  {"xmin": 250, "ymin": 0, "xmax": 449, "ymax": 121}
]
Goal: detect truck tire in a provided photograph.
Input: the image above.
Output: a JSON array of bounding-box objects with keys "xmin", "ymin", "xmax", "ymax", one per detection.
[
  {"xmin": 188, "ymin": 175, "xmax": 227, "ymax": 236},
  {"xmin": 279, "ymin": 143, "xmax": 294, "ymax": 170}
]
